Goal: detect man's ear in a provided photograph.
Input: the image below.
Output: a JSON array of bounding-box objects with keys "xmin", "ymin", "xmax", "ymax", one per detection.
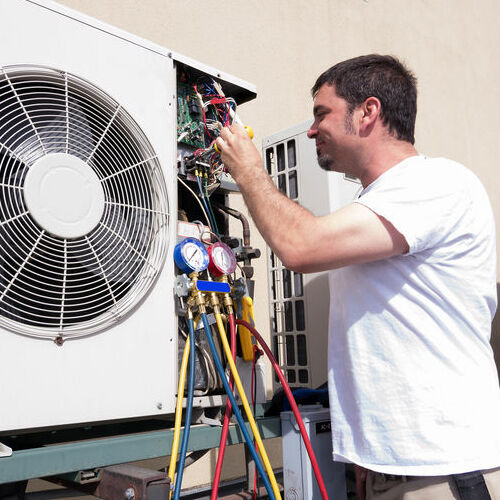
[{"xmin": 359, "ymin": 96, "xmax": 381, "ymax": 133}]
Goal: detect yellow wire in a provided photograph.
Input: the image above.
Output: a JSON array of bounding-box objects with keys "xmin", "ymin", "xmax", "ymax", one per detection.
[
  {"xmin": 214, "ymin": 312, "xmax": 282, "ymax": 500},
  {"xmin": 168, "ymin": 317, "xmax": 199, "ymax": 498}
]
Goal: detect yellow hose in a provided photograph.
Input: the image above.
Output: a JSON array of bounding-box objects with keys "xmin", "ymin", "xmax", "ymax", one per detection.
[
  {"xmin": 214, "ymin": 312, "xmax": 282, "ymax": 500},
  {"xmin": 168, "ymin": 317, "xmax": 199, "ymax": 498}
]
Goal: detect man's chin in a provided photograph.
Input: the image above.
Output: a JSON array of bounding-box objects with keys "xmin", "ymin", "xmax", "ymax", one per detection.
[{"xmin": 317, "ymin": 154, "xmax": 334, "ymax": 171}]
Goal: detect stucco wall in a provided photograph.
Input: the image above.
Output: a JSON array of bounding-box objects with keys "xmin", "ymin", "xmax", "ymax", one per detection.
[{"xmin": 51, "ymin": 0, "xmax": 500, "ymax": 490}]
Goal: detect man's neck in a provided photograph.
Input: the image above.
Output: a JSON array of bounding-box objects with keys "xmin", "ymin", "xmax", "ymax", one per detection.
[{"xmin": 357, "ymin": 140, "xmax": 418, "ymax": 188}]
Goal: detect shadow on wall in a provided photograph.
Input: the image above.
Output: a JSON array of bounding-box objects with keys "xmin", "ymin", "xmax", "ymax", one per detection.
[{"xmin": 490, "ymin": 283, "xmax": 500, "ymax": 379}]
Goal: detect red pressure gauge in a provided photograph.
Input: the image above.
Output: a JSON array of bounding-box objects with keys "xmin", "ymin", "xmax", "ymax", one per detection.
[{"xmin": 207, "ymin": 242, "xmax": 237, "ymax": 277}]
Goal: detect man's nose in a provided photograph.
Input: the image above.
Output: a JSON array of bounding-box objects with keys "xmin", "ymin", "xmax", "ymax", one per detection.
[{"xmin": 307, "ymin": 124, "xmax": 317, "ymax": 139}]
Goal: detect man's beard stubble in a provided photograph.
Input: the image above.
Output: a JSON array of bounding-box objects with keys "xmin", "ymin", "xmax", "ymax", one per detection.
[
  {"xmin": 317, "ymin": 152, "xmax": 333, "ymax": 171},
  {"xmin": 316, "ymin": 110, "xmax": 355, "ymax": 172}
]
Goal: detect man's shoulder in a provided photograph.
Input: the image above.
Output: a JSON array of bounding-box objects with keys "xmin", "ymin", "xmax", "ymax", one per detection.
[
  {"xmin": 389, "ymin": 155, "xmax": 479, "ymax": 189},
  {"xmin": 412, "ymin": 155, "xmax": 476, "ymax": 174},
  {"xmin": 423, "ymin": 157, "xmax": 486, "ymax": 195},
  {"xmin": 361, "ymin": 154, "xmax": 486, "ymax": 207},
  {"xmin": 398, "ymin": 154, "xmax": 468, "ymax": 173}
]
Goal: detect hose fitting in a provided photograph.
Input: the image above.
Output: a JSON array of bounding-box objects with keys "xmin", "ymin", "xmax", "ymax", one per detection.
[
  {"xmin": 217, "ymin": 276, "xmax": 234, "ymax": 314},
  {"xmin": 189, "ymin": 273, "xmax": 207, "ymax": 314},
  {"xmin": 209, "ymin": 292, "xmax": 222, "ymax": 315}
]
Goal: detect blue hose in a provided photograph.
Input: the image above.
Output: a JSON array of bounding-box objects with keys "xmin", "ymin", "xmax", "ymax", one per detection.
[
  {"xmin": 173, "ymin": 316, "xmax": 196, "ymax": 500},
  {"xmin": 200, "ymin": 313, "xmax": 276, "ymax": 500}
]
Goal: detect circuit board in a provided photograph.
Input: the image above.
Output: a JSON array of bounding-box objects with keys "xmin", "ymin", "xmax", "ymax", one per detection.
[{"xmin": 177, "ymin": 81, "xmax": 206, "ymax": 149}]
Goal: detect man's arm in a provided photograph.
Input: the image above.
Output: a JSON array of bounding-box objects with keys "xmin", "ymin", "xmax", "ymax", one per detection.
[{"xmin": 217, "ymin": 124, "xmax": 408, "ymax": 273}]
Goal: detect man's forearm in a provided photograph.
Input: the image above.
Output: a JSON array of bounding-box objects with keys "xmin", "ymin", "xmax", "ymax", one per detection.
[
  {"xmin": 217, "ymin": 124, "xmax": 315, "ymax": 270},
  {"xmin": 235, "ymin": 162, "xmax": 314, "ymax": 269}
]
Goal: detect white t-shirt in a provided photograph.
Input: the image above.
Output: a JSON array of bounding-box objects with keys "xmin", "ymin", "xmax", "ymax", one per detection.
[{"xmin": 328, "ymin": 154, "xmax": 500, "ymax": 475}]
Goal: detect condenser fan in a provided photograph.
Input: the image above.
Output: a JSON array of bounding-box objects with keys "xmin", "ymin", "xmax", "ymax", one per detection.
[{"xmin": 0, "ymin": 65, "xmax": 170, "ymax": 340}]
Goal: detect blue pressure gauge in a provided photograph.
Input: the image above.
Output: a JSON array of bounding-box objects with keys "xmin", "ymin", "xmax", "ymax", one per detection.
[{"xmin": 174, "ymin": 238, "xmax": 209, "ymax": 274}]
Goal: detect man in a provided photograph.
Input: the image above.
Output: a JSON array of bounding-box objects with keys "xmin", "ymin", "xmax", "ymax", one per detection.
[{"xmin": 215, "ymin": 55, "xmax": 500, "ymax": 499}]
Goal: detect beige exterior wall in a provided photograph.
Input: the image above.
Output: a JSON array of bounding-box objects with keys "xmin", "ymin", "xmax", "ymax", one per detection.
[{"xmin": 42, "ymin": 0, "xmax": 500, "ymax": 492}]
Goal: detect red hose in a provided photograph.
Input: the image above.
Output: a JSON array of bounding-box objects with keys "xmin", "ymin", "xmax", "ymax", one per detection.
[
  {"xmin": 211, "ymin": 313, "xmax": 237, "ymax": 500},
  {"xmin": 236, "ymin": 319, "xmax": 330, "ymax": 500}
]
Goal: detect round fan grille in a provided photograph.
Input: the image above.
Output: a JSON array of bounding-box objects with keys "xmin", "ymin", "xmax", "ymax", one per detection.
[{"xmin": 0, "ymin": 65, "xmax": 170, "ymax": 340}]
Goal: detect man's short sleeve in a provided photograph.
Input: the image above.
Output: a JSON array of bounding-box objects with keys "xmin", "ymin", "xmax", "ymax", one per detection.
[{"xmin": 354, "ymin": 156, "xmax": 473, "ymax": 254}]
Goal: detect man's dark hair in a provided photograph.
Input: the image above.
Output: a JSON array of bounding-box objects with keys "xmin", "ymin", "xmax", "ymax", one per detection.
[{"xmin": 312, "ymin": 54, "xmax": 417, "ymax": 144}]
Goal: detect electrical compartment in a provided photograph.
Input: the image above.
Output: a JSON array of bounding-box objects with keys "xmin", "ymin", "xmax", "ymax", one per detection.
[{"xmin": 174, "ymin": 58, "xmax": 263, "ymax": 406}]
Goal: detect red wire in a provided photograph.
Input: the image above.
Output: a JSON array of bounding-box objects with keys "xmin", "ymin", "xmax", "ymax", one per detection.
[
  {"xmin": 236, "ymin": 319, "xmax": 330, "ymax": 500},
  {"xmin": 211, "ymin": 313, "xmax": 237, "ymax": 500}
]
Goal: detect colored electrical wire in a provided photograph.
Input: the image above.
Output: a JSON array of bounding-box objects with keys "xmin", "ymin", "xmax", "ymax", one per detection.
[
  {"xmin": 235, "ymin": 320, "xmax": 330, "ymax": 500},
  {"xmin": 173, "ymin": 315, "xmax": 197, "ymax": 500},
  {"xmin": 196, "ymin": 79, "xmax": 236, "ymax": 139},
  {"xmin": 211, "ymin": 312, "xmax": 237, "ymax": 500},
  {"xmin": 177, "ymin": 176, "xmax": 212, "ymax": 229},
  {"xmin": 200, "ymin": 313, "xmax": 277, "ymax": 500},
  {"xmin": 213, "ymin": 313, "xmax": 282, "ymax": 500},
  {"xmin": 196, "ymin": 174, "xmax": 212, "ymax": 222},
  {"xmin": 196, "ymin": 173, "xmax": 217, "ymax": 231},
  {"xmin": 204, "ymin": 175, "xmax": 219, "ymax": 236}
]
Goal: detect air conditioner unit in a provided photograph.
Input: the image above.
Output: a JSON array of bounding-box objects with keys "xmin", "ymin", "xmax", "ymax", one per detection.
[
  {"xmin": 0, "ymin": 0, "xmax": 255, "ymax": 433},
  {"xmin": 263, "ymin": 121, "xmax": 361, "ymax": 390}
]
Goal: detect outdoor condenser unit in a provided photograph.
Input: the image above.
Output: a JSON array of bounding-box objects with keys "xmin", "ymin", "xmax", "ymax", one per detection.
[
  {"xmin": 264, "ymin": 121, "xmax": 361, "ymax": 390},
  {"xmin": 0, "ymin": 0, "xmax": 255, "ymax": 433}
]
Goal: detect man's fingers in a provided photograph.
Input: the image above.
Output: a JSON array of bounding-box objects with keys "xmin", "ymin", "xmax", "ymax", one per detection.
[
  {"xmin": 214, "ymin": 137, "xmax": 225, "ymax": 153},
  {"xmin": 216, "ymin": 123, "xmax": 250, "ymax": 154},
  {"xmin": 229, "ymin": 122, "xmax": 245, "ymax": 134},
  {"xmin": 219, "ymin": 126, "xmax": 231, "ymax": 140}
]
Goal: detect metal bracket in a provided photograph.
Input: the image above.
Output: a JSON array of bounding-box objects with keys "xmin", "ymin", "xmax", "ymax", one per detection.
[
  {"xmin": 50, "ymin": 465, "xmax": 170, "ymax": 500},
  {"xmin": 0, "ymin": 442, "xmax": 12, "ymax": 458},
  {"xmin": 55, "ymin": 468, "xmax": 101, "ymax": 484},
  {"xmin": 94, "ymin": 464, "xmax": 170, "ymax": 500},
  {"xmin": 194, "ymin": 410, "xmax": 222, "ymax": 427},
  {"xmin": 0, "ymin": 414, "xmax": 280, "ymax": 484}
]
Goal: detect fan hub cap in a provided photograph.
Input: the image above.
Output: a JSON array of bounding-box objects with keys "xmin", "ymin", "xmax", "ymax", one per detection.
[{"xmin": 23, "ymin": 153, "xmax": 105, "ymax": 239}]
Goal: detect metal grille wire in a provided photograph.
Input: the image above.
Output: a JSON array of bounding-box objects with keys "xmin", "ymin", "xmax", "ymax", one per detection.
[{"xmin": 0, "ymin": 65, "xmax": 170, "ymax": 340}]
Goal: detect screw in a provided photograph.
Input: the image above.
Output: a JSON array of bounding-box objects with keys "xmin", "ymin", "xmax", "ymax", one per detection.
[
  {"xmin": 124, "ymin": 487, "xmax": 135, "ymax": 500},
  {"xmin": 157, "ymin": 402, "xmax": 163, "ymax": 410}
]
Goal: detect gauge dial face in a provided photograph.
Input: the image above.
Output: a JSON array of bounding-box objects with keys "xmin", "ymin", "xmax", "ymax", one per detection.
[
  {"xmin": 181, "ymin": 241, "xmax": 209, "ymax": 271},
  {"xmin": 174, "ymin": 238, "xmax": 209, "ymax": 273},
  {"xmin": 209, "ymin": 242, "xmax": 237, "ymax": 275}
]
